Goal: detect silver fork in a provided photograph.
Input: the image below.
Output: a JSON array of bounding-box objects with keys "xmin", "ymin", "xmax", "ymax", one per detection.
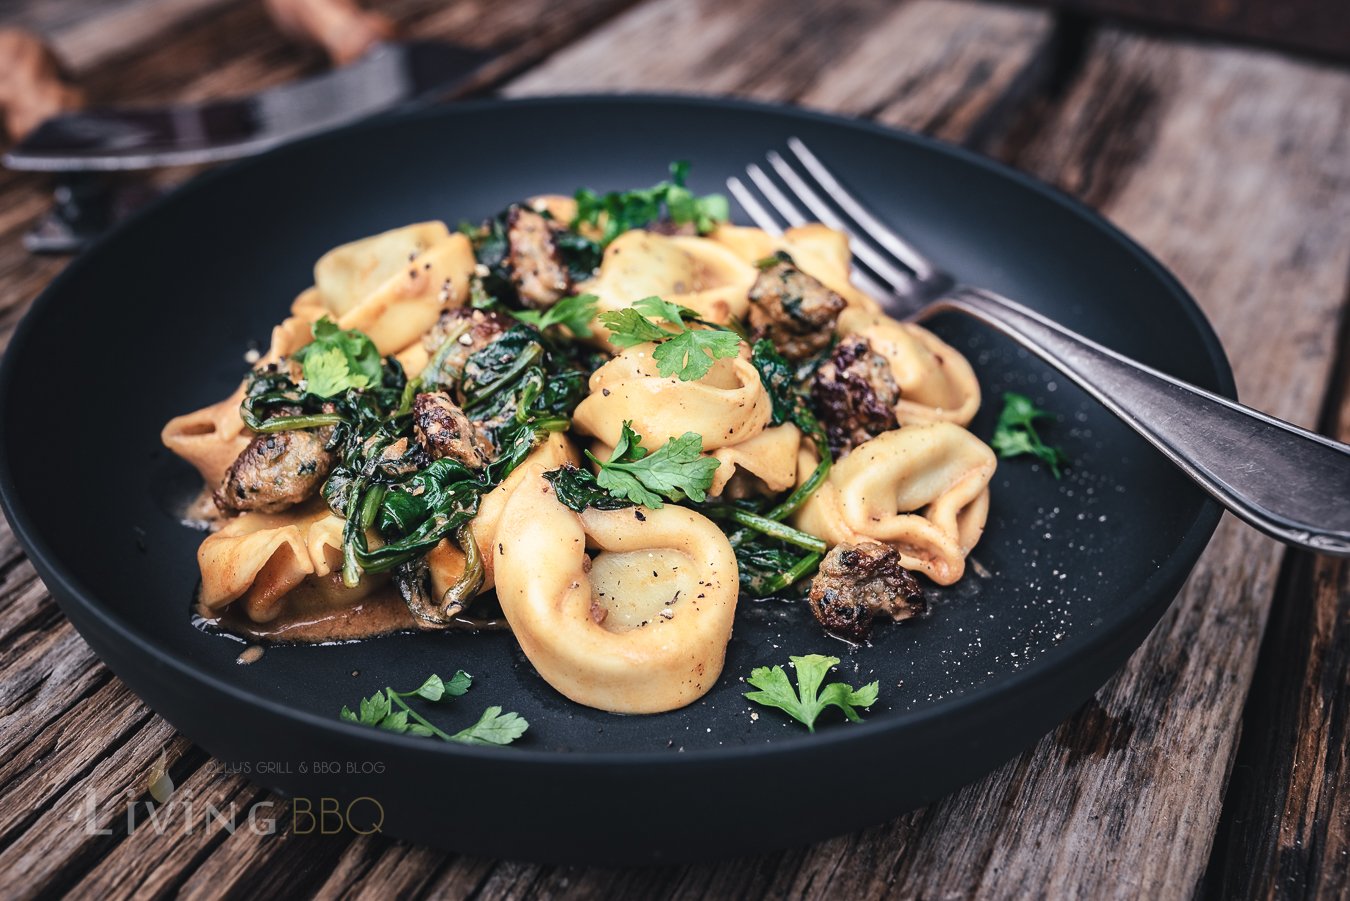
[{"xmin": 729, "ymin": 137, "xmax": 1350, "ymax": 556}]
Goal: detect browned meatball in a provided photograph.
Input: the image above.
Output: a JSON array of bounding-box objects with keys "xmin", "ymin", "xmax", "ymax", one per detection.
[
  {"xmin": 215, "ymin": 427, "xmax": 334, "ymax": 514},
  {"xmin": 812, "ymin": 336, "xmax": 900, "ymax": 455},
  {"xmin": 747, "ymin": 252, "xmax": 847, "ymax": 361},
  {"xmin": 506, "ymin": 206, "xmax": 570, "ymax": 309},
  {"xmin": 422, "ymin": 307, "xmax": 513, "ymax": 386},
  {"xmin": 412, "ymin": 392, "xmax": 493, "ymax": 469},
  {"xmin": 808, "ymin": 541, "xmax": 925, "ymax": 641}
]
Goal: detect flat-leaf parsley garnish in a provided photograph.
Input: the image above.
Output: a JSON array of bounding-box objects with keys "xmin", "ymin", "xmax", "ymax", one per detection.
[
  {"xmin": 297, "ymin": 316, "xmax": 384, "ymax": 398},
  {"xmin": 511, "ymin": 293, "xmax": 599, "ymax": 337},
  {"xmin": 991, "ymin": 392, "xmax": 1068, "ymax": 478},
  {"xmin": 573, "ymin": 161, "xmax": 729, "ymax": 246},
  {"xmin": 599, "ymin": 296, "xmax": 741, "ymax": 382},
  {"xmin": 744, "ymin": 654, "xmax": 879, "ymax": 732},
  {"xmin": 339, "ymin": 672, "xmax": 528, "ymax": 746},
  {"xmin": 583, "ymin": 420, "xmax": 721, "ymax": 509}
]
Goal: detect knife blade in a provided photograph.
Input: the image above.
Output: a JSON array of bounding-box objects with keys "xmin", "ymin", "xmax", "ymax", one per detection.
[{"xmin": 4, "ymin": 40, "xmax": 489, "ymax": 172}]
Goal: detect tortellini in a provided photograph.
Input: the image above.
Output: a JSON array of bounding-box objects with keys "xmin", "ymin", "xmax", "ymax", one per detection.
[
  {"xmin": 707, "ymin": 422, "xmax": 802, "ymax": 498},
  {"xmin": 573, "ymin": 345, "xmax": 772, "ymax": 452},
  {"xmin": 328, "ymin": 228, "xmax": 475, "ymax": 358},
  {"xmin": 197, "ymin": 500, "xmax": 356, "ymax": 622},
  {"xmin": 314, "ymin": 221, "xmax": 453, "ymax": 317},
  {"xmin": 579, "ymin": 230, "xmax": 758, "ymax": 331},
  {"xmin": 711, "ymin": 222, "xmax": 879, "ymax": 314},
  {"xmin": 162, "ymin": 223, "xmax": 475, "ymax": 485},
  {"xmin": 492, "ymin": 466, "xmax": 739, "ymax": 713},
  {"xmin": 197, "ymin": 433, "xmax": 580, "ymax": 629},
  {"xmin": 794, "ymin": 423, "xmax": 996, "ymax": 585},
  {"xmin": 838, "ymin": 307, "xmax": 981, "ymax": 427},
  {"xmin": 424, "ymin": 432, "xmax": 579, "ymax": 595},
  {"xmin": 573, "ymin": 343, "xmax": 795, "ymax": 497}
]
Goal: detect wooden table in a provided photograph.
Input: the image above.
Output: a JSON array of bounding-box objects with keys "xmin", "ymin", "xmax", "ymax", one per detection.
[{"xmin": 1, "ymin": 1, "xmax": 1347, "ymax": 897}]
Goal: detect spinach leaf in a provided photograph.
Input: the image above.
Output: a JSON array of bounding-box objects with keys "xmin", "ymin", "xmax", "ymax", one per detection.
[{"xmin": 543, "ymin": 465, "xmax": 636, "ymax": 513}]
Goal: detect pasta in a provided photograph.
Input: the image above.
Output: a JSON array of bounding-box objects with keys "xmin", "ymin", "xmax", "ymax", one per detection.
[
  {"xmin": 492, "ymin": 466, "xmax": 738, "ymax": 713},
  {"xmin": 711, "ymin": 223, "xmax": 879, "ymax": 314},
  {"xmin": 165, "ymin": 164, "xmax": 1013, "ymax": 719},
  {"xmin": 837, "ymin": 307, "xmax": 981, "ymax": 426},
  {"xmin": 572, "ymin": 345, "xmax": 772, "ymax": 452},
  {"xmin": 580, "ymin": 230, "xmax": 758, "ymax": 332},
  {"xmin": 197, "ymin": 499, "xmax": 352, "ymax": 619},
  {"xmin": 793, "ymin": 423, "xmax": 996, "ymax": 585}
]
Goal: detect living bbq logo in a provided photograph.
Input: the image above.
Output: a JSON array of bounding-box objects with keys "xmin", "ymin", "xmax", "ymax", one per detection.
[{"xmin": 70, "ymin": 748, "xmax": 386, "ymax": 837}]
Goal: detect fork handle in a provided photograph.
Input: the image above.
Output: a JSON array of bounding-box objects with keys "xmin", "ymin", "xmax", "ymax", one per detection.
[{"xmin": 925, "ymin": 286, "xmax": 1350, "ymax": 556}]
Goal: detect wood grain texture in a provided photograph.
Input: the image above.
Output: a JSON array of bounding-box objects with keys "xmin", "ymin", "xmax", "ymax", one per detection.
[
  {"xmin": 1205, "ymin": 326, "xmax": 1350, "ymax": 900},
  {"xmin": 0, "ymin": 0, "xmax": 1347, "ymax": 896},
  {"xmin": 505, "ymin": 0, "xmax": 1056, "ymax": 146},
  {"xmin": 1017, "ymin": 0, "xmax": 1350, "ymax": 62}
]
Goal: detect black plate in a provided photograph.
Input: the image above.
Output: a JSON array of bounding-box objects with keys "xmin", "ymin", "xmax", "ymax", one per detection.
[{"xmin": 0, "ymin": 96, "xmax": 1231, "ymax": 863}]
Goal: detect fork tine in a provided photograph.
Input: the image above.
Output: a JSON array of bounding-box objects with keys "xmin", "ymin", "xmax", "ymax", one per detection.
[
  {"xmin": 765, "ymin": 150, "xmax": 916, "ymax": 296},
  {"xmin": 726, "ymin": 176, "xmax": 784, "ymax": 237},
  {"xmin": 786, "ymin": 137, "xmax": 936, "ymax": 281},
  {"xmin": 730, "ymin": 170, "xmax": 896, "ymax": 303},
  {"xmin": 746, "ymin": 164, "xmax": 808, "ymax": 227}
]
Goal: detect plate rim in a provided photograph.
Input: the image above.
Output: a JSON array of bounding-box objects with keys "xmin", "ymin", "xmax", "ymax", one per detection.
[{"xmin": 0, "ymin": 92, "xmax": 1233, "ymax": 767}]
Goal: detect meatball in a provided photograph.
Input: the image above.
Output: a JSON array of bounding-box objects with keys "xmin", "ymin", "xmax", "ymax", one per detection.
[
  {"xmin": 747, "ymin": 252, "xmax": 847, "ymax": 361},
  {"xmin": 506, "ymin": 206, "xmax": 570, "ymax": 309},
  {"xmin": 422, "ymin": 307, "xmax": 513, "ymax": 386},
  {"xmin": 812, "ymin": 336, "xmax": 901, "ymax": 455},
  {"xmin": 412, "ymin": 392, "xmax": 493, "ymax": 468},
  {"xmin": 808, "ymin": 541, "xmax": 925, "ymax": 642},
  {"xmin": 215, "ymin": 426, "xmax": 334, "ymax": 514}
]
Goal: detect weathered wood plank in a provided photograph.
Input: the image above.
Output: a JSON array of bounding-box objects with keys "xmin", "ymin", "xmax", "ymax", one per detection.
[
  {"xmin": 310, "ymin": 837, "xmax": 465, "ymax": 900},
  {"xmin": 0, "ymin": 621, "xmax": 108, "ymax": 750},
  {"xmin": 64, "ymin": 762, "xmax": 264, "ymax": 900},
  {"xmin": 173, "ymin": 802, "xmax": 355, "ymax": 901},
  {"xmin": 505, "ymin": 0, "xmax": 1056, "ymax": 147},
  {"xmin": 1020, "ymin": 0, "xmax": 1350, "ymax": 63},
  {"xmin": 1204, "ymin": 331, "xmax": 1350, "ymax": 900},
  {"xmin": 0, "ymin": 671, "xmax": 150, "ymax": 843},
  {"xmin": 0, "ymin": 715, "xmax": 185, "ymax": 900},
  {"xmin": 42, "ymin": 0, "xmax": 244, "ymax": 73}
]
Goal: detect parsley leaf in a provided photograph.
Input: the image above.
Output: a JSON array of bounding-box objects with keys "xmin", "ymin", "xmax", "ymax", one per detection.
[
  {"xmin": 598, "ymin": 297, "xmax": 741, "ymax": 381},
  {"xmin": 583, "ymin": 421, "xmax": 720, "ymax": 508},
  {"xmin": 744, "ymin": 654, "xmax": 879, "ymax": 732},
  {"xmin": 632, "ymin": 294, "xmax": 696, "ymax": 325},
  {"xmin": 339, "ymin": 672, "xmax": 527, "ymax": 746},
  {"xmin": 512, "ymin": 293, "xmax": 599, "ymax": 337},
  {"xmin": 297, "ymin": 316, "xmax": 382, "ymax": 398},
  {"xmin": 597, "ymin": 307, "xmax": 673, "ymax": 348},
  {"xmin": 303, "ymin": 346, "xmax": 361, "ymax": 398},
  {"xmin": 572, "ymin": 161, "xmax": 729, "ymax": 246},
  {"xmin": 653, "ymin": 329, "xmax": 742, "ymax": 381},
  {"xmin": 991, "ymin": 392, "xmax": 1068, "ymax": 478},
  {"xmin": 450, "ymin": 706, "xmax": 530, "ymax": 746}
]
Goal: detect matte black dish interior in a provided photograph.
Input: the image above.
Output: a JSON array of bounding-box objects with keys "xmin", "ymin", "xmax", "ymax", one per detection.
[{"xmin": 0, "ymin": 95, "xmax": 1231, "ymax": 863}]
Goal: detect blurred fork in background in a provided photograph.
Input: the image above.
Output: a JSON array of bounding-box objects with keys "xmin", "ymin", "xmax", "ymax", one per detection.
[{"xmin": 0, "ymin": 0, "xmax": 487, "ymax": 253}]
